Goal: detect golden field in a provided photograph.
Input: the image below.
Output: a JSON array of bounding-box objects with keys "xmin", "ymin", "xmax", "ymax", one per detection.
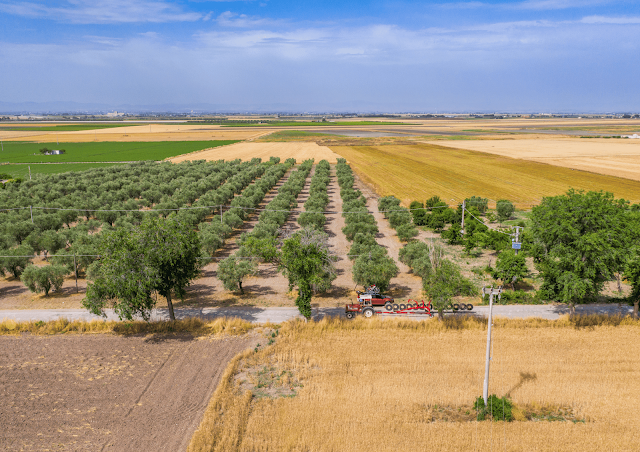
[
  {"xmin": 427, "ymin": 138, "xmax": 640, "ymax": 182},
  {"xmin": 331, "ymin": 143, "xmax": 640, "ymax": 208},
  {"xmin": 169, "ymin": 141, "xmax": 341, "ymax": 164},
  {"xmin": 0, "ymin": 124, "xmax": 268, "ymax": 143},
  {"xmin": 189, "ymin": 316, "xmax": 640, "ymax": 452}
]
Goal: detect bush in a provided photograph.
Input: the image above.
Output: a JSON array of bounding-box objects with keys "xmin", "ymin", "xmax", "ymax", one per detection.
[
  {"xmin": 396, "ymin": 223, "xmax": 418, "ymax": 242},
  {"xmin": 496, "ymin": 199, "xmax": 515, "ymax": 222},
  {"xmin": 21, "ymin": 264, "xmax": 68, "ymax": 296},
  {"xmin": 474, "ymin": 395, "xmax": 514, "ymax": 421}
]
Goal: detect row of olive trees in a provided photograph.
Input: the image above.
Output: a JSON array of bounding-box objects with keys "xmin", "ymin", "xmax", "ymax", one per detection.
[
  {"xmin": 336, "ymin": 159, "xmax": 398, "ymax": 292},
  {"xmin": 378, "ymin": 195, "xmax": 418, "ymax": 242},
  {"xmin": 198, "ymin": 159, "xmax": 293, "ymax": 257},
  {"xmin": 297, "ymin": 159, "xmax": 331, "ymax": 230},
  {"xmin": 217, "ymin": 160, "xmax": 314, "ymax": 303}
]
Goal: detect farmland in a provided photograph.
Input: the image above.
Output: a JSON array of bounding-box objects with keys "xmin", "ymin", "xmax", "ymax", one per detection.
[
  {"xmin": 0, "ymin": 321, "xmax": 264, "ymax": 451},
  {"xmin": 189, "ymin": 317, "xmax": 640, "ymax": 452},
  {"xmin": 330, "ymin": 143, "xmax": 640, "ymax": 208},
  {"xmin": 0, "ymin": 140, "xmax": 239, "ymax": 163},
  {"xmin": 0, "ymin": 123, "xmax": 135, "ymax": 132}
]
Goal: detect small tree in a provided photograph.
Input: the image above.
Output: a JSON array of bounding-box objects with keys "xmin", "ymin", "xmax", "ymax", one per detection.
[
  {"xmin": 217, "ymin": 252, "xmax": 258, "ymax": 295},
  {"xmin": 1, "ymin": 245, "xmax": 34, "ymax": 278},
  {"xmin": 424, "ymin": 259, "xmax": 476, "ymax": 320},
  {"xmin": 625, "ymin": 253, "xmax": 640, "ymax": 318},
  {"xmin": 492, "ymin": 250, "xmax": 528, "ymax": 290},
  {"xmin": 278, "ymin": 227, "xmax": 337, "ymax": 319},
  {"xmin": 21, "ymin": 264, "xmax": 68, "ymax": 296},
  {"xmin": 410, "ymin": 201, "xmax": 428, "ymax": 226},
  {"xmin": 352, "ymin": 247, "xmax": 399, "ymax": 292},
  {"xmin": 496, "ymin": 200, "xmax": 515, "ymax": 223},
  {"xmin": 465, "ymin": 196, "xmax": 489, "ymax": 214}
]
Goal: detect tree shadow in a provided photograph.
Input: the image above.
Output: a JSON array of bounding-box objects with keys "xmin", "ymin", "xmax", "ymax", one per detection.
[{"xmin": 505, "ymin": 372, "xmax": 537, "ymax": 398}]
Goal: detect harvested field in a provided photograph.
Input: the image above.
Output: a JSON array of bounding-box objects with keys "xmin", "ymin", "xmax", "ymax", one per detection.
[
  {"xmin": 0, "ymin": 124, "xmax": 266, "ymax": 143},
  {"xmin": 169, "ymin": 142, "xmax": 341, "ymax": 164},
  {"xmin": 189, "ymin": 317, "xmax": 640, "ymax": 452},
  {"xmin": 0, "ymin": 331, "xmax": 263, "ymax": 451},
  {"xmin": 427, "ymin": 138, "xmax": 640, "ymax": 182},
  {"xmin": 331, "ymin": 143, "xmax": 640, "ymax": 208}
]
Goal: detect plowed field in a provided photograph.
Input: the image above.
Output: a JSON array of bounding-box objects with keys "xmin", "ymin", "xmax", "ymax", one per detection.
[{"xmin": 0, "ymin": 333, "xmax": 260, "ymax": 451}]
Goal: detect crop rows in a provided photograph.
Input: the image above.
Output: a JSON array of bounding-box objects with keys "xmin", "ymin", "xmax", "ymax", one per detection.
[
  {"xmin": 0, "ymin": 158, "xmax": 287, "ymax": 279},
  {"xmin": 336, "ymin": 159, "xmax": 398, "ymax": 291},
  {"xmin": 198, "ymin": 158, "xmax": 295, "ymax": 256},
  {"xmin": 297, "ymin": 160, "xmax": 331, "ymax": 230},
  {"xmin": 377, "ymin": 196, "xmax": 418, "ymax": 242}
]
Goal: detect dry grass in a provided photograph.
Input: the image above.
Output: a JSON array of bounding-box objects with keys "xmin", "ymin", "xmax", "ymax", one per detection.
[
  {"xmin": 0, "ymin": 316, "xmax": 256, "ymax": 336},
  {"xmin": 169, "ymin": 141, "xmax": 341, "ymax": 164},
  {"xmin": 426, "ymin": 138, "xmax": 640, "ymax": 182},
  {"xmin": 331, "ymin": 143, "xmax": 640, "ymax": 208},
  {"xmin": 188, "ymin": 315, "xmax": 640, "ymax": 451}
]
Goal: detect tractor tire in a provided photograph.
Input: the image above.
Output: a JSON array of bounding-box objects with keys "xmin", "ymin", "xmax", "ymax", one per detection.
[
  {"xmin": 453, "ymin": 303, "xmax": 460, "ymax": 311},
  {"xmin": 346, "ymin": 312, "xmax": 356, "ymax": 320},
  {"xmin": 467, "ymin": 303, "xmax": 474, "ymax": 311},
  {"xmin": 399, "ymin": 303, "xmax": 407, "ymax": 310},
  {"xmin": 363, "ymin": 308, "xmax": 375, "ymax": 319},
  {"xmin": 393, "ymin": 304, "xmax": 400, "ymax": 311},
  {"xmin": 385, "ymin": 303, "xmax": 393, "ymax": 311}
]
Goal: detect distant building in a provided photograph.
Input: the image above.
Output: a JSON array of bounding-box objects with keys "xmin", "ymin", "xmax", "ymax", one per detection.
[
  {"xmin": 624, "ymin": 134, "xmax": 640, "ymax": 139},
  {"xmin": 43, "ymin": 149, "xmax": 64, "ymax": 155}
]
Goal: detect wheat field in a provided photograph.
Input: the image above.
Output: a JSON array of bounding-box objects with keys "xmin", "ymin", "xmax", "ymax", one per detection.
[
  {"xmin": 188, "ymin": 316, "xmax": 640, "ymax": 452},
  {"xmin": 331, "ymin": 143, "xmax": 640, "ymax": 208}
]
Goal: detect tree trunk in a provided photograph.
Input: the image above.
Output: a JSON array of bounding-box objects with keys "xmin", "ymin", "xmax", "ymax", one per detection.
[
  {"xmin": 239, "ymin": 281, "xmax": 244, "ymax": 295},
  {"xmin": 634, "ymin": 300, "xmax": 639, "ymax": 319},
  {"xmin": 569, "ymin": 302, "xmax": 576, "ymax": 316},
  {"xmin": 616, "ymin": 273, "xmax": 623, "ymax": 294},
  {"xmin": 166, "ymin": 292, "xmax": 175, "ymax": 321},
  {"xmin": 438, "ymin": 309, "xmax": 444, "ymax": 321}
]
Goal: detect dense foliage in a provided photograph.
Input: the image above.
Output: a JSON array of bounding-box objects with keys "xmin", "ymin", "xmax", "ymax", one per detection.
[{"xmin": 377, "ymin": 196, "xmax": 418, "ymax": 242}]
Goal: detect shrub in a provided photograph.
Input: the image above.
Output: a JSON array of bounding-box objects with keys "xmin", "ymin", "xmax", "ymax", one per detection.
[
  {"xmin": 21, "ymin": 264, "xmax": 68, "ymax": 296},
  {"xmin": 396, "ymin": 223, "xmax": 419, "ymax": 242},
  {"xmin": 474, "ymin": 395, "xmax": 514, "ymax": 421},
  {"xmin": 496, "ymin": 199, "xmax": 515, "ymax": 222}
]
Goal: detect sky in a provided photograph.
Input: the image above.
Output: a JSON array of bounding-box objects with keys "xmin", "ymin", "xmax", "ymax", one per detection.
[{"xmin": 0, "ymin": 0, "xmax": 639, "ymax": 113}]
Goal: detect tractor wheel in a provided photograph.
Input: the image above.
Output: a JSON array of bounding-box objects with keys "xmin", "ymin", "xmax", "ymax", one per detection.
[
  {"xmin": 345, "ymin": 312, "xmax": 356, "ymax": 320},
  {"xmin": 385, "ymin": 303, "xmax": 393, "ymax": 311},
  {"xmin": 393, "ymin": 304, "xmax": 400, "ymax": 311},
  {"xmin": 399, "ymin": 303, "xmax": 406, "ymax": 310},
  {"xmin": 453, "ymin": 303, "xmax": 460, "ymax": 311},
  {"xmin": 363, "ymin": 308, "xmax": 374, "ymax": 319},
  {"xmin": 467, "ymin": 303, "xmax": 474, "ymax": 311}
]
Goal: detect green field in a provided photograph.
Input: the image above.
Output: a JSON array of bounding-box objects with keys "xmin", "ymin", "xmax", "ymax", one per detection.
[
  {"xmin": 222, "ymin": 121, "xmax": 407, "ymax": 127},
  {"xmin": 0, "ymin": 124, "xmax": 137, "ymax": 132},
  {"xmin": 0, "ymin": 140, "xmax": 239, "ymax": 163},
  {"xmin": 0, "ymin": 163, "xmax": 125, "ymax": 179}
]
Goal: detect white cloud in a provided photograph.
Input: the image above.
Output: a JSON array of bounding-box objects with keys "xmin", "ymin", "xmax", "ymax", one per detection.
[
  {"xmin": 581, "ymin": 15, "xmax": 640, "ymax": 24},
  {"xmin": 0, "ymin": 0, "xmax": 203, "ymax": 23},
  {"xmin": 440, "ymin": 0, "xmax": 613, "ymax": 11}
]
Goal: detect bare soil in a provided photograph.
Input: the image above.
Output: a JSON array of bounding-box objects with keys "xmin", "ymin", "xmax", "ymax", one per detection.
[{"xmin": 0, "ymin": 332, "xmax": 262, "ymax": 451}]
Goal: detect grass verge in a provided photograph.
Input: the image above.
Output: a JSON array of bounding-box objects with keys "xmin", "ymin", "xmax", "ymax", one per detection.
[{"xmin": 0, "ymin": 317, "xmax": 257, "ymax": 336}]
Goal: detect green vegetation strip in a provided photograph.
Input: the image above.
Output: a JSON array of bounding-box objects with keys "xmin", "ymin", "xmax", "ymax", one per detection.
[
  {"xmin": 0, "ymin": 163, "xmax": 125, "ymax": 179},
  {"xmin": 0, "ymin": 140, "xmax": 239, "ymax": 163},
  {"xmin": 0, "ymin": 124, "xmax": 137, "ymax": 132}
]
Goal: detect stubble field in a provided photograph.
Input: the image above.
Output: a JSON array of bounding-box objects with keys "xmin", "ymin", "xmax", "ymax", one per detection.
[
  {"xmin": 331, "ymin": 143, "xmax": 640, "ymax": 208},
  {"xmin": 189, "ymin": 317, "xmax": 640, "ymax": 452}
]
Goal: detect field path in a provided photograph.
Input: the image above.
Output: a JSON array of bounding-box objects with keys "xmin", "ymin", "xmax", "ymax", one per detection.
[{"xmin": 355, "ymin": 175, "xmax": 424, "ymax": 299}]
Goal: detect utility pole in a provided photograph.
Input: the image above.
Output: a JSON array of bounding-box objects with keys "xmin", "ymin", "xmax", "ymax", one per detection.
[
  {"xmin": 29, "ymin": 205, "xmax": 33, "ymax": 223},
  {"xmin": 512, "ymin": 226, "xmax": 523, "ymax": 255},
  {"xmin": 461, "ymin": 199, "xmax": 466, "ymax": 237},
  {"xmin": 73, "ymin": 253, "xmax": 78, "ymax": 293},
  {"xmin": 28, "ymin": 166, "xmax": 31, "ymax": 180},
  {"xmin": 482, "ymin": 285, "xmax": 503, "ymax": 406},
  {"xmin": 220, "ymin": 205, "xmax": 223, "ymax": 223}
]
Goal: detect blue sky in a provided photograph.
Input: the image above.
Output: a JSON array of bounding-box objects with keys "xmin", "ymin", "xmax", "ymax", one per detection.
[{"xmin": 1, "ymin": 0, "xmax": 639, "ymax": 112}]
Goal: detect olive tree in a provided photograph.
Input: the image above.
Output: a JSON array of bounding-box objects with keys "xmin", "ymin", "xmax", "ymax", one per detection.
[
  {"xmin": 217, "ymin": 251, "xmax": 258, "ymax": 295},
  {"xmin": 21, "ymin": 264, "xmax": 68, "ymax": 296},
  {"xmin": 0, "ymin": 244, "xmax": 34, "ymax": 278},
  {"xmin": 352, "ymin": 247, "xmax": 398, "ymax": 292},
  {"xmin": 492, "ymin": 250, "xmax": 528, "ymax": 290},
  {"xmin": 496, "ymin": 200, "xmax": 515, "ymax": 223}
]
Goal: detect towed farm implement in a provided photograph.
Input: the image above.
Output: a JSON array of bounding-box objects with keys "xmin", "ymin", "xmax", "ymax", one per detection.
[{"xmin": 345, "ymin": 285, "xmax": 473, "ymax": 319}]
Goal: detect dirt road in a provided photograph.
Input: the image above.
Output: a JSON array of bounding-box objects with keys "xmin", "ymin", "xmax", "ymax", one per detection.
[{"xmin": 0, "ymin": 333, "xmax": 260, "ymax": 451}]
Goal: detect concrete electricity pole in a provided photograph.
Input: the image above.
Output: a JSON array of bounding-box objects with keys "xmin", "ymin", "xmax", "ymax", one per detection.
[
  {"xmin": 512, "ymin": 226, "xmax": 523, "ymax": 255},
  {"xmin": 482, "ymin": 285, "xmax": 503, "ymax": 406},
  {"xmin": 461, "ymin": 199, "xmax": 466, "ymax": 237}
]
